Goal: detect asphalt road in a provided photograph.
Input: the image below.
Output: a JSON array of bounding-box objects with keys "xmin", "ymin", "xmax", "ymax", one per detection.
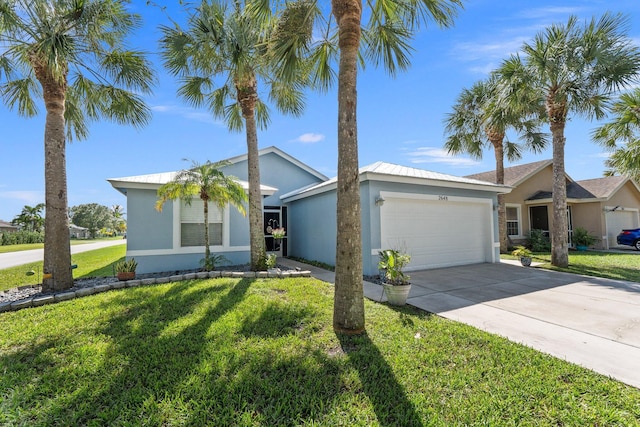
[{"xmin": 0, "ymin": 240, "xmax": 126, "ymax": 270}]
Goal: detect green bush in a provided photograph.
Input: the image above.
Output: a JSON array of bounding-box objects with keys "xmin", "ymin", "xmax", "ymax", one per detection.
[
  {"xmin": 527, "ymin": 229, "xmax": 550, "ymax": 252},
  {"xmin": 1, "ymin": 230, "xmax": 44, "ymax": 246}
]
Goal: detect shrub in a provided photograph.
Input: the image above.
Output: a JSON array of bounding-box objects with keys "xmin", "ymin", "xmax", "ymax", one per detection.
[
  {"xmin": 527, "ymin": 229, "xmax": 550, "ymax": 252},
  {"xmin": 1, "ymin": 230, "xmax": 44, "ymax": 245}
]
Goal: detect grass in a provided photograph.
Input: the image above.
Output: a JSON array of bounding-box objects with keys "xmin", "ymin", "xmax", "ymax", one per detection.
[
  {"xmin": 0, "ymin": 236, "xmax": 122, "ymax": 254},
  {"xmin": 1, "ymin": 276, "xmax": 639, "ymax": 426},
  {"xmin": 503, "ymin": 250, "xmax": 640, "ymax": 282},
  {"xmin": 0, "ymin": 245, "xmax": 125, "ymax": 292}
]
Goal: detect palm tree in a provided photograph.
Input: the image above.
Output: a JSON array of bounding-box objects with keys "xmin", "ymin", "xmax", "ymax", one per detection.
[
  {"xmin": 444, "ymin": 75, "xmax": 547, "ymax": 253},
  {"xmin": 593, "ymin": 89, "xmax": 640, "ymax": 179},
  {"xmin": 497, "ymin": 13, "xmax": 640, "ymax": 268},
  {"xmin": 0, "ymin": 0, "xmax": 155, "ymax": 291},
  {"xmin": 156, "ymin": 160, "xmax": 248, "ymax": 271},
  {"xmin": 159, "ymin": 0, "xmax": 309, "ymax": 271},
  {"xmin": 11, "ymin": 203, "xmax": 45, "ymax": 232},
  {"xmin": 278, "ymin": 0, "xmax": 463, "ymax": 334}
]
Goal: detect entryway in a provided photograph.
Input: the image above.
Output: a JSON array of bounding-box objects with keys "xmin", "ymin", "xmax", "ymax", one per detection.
[{"xmin": 264, "ymin": 206, "xmax": 287, "ymax": 256}]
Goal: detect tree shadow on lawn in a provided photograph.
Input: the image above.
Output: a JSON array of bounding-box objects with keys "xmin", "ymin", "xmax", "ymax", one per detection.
[{"xmin": 337, "ymin": 332, "xmax": 424, "ymax": 427}]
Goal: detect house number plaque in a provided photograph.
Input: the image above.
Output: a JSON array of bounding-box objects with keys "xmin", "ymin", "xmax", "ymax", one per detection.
[{"xmin": 438, "ymin": 195, "xmax": 449, "ymax": 201}]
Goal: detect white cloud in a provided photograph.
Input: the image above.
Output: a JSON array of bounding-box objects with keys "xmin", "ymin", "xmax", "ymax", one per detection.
[
  {"xmin": 591, "ymin": 152, "xmax": 612, "ymax": 159},
  {"xmin": 292, "ymin": 133, "xmax": 325, "ymax": 144},
  {"xmin": 406, "ymin": 147, "xmax": 480, "ymax": 167},
  {"xmin": 0, "ymin": 191, "xmax": 44, "ymax": 204}
]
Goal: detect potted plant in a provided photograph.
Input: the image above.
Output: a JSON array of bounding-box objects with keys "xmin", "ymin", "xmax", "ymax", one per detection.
[
  {"xmin": 572, "ymin": 226, "xmax": 598, "ymax": 251},
  {"xmin": 115, "ymin": 258, "xmax": 137, "ymax": 281},
  {"xmin": 511, "ymin": 245, "xmax": 533, "ymax": 267},
  {"xmin": 378, "ymin": 249, "xmax": 411, "ymax": 305}
]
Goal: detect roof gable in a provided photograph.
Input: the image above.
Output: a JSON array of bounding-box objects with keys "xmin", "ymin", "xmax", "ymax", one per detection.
[
  {"xmin": 466, "ymin": 159, "xmax": 553, "ymax": 186},
  {"xmin": 574, "ymin": 176, "xmax": 636, "ymax": 199}
]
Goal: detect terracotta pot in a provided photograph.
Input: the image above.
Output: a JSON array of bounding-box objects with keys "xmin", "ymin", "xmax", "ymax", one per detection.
[{"xmin": 117, "ymin": 271, "xmax": 136, "ymax": 281}]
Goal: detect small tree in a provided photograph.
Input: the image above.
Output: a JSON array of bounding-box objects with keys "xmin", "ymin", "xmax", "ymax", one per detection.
[
  {"xmin": 11, "ymin": 203, "xmax": 45, "ymax": 232},
  {"xmin": 156, "ymin": 160, "xmax": 248, "ymax": 271},
  {"xmin": 70, "ymin": 203, "xmax": 113, "ymax": 238}
]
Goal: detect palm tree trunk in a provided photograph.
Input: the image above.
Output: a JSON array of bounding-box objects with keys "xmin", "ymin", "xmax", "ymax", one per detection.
[
  {"xmin": 203, "ymin": 199, "xmax": 210, "ymax": 268},
  {"xmin": 550, "ymin": 115, "xmax": 569, "ymax": 267},
  {"xmin": 35, "ymin": 67, "xmax": 73, "ymax": 291},
  {"xmin": 332, "ymin": 0, "xmax": 365, "ymax": 335},
  {"xmin": 490, "ymin": 135, "xmax": 508, "ymax": 253},
  {"xmin": 238, "ymin": 79, "xmax": 266, "ymax": 270}
]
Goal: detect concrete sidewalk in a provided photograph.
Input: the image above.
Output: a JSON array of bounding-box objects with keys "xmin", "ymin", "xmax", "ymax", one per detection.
[{"xmin": 278, "ymin": 258, "xmax": 640, "ymax": 389}]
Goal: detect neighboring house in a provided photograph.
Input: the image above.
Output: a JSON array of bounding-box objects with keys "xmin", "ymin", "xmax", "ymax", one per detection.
[
  {"xmin": 69, "ymin": 224, "xmax": 90, "ymax": 239},
  {"xmin": 0, "ymin": 220, "xmax": 19, "ymax": 234},
  {"xmin": 108, "ymin": 146, "xmax": 510, "ymax": 275},
  {"xmin": 466, "ymin": 160, "xmax": 640, "ymax": 249}
]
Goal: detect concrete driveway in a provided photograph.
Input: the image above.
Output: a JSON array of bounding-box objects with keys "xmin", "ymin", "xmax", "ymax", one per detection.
[{"xmin": 372, "ymin": 262, "xmax": 640, "ymax": 389}]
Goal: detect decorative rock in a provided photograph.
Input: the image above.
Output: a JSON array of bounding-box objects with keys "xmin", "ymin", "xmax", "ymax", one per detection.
[
  {"xmin": 196, "ymin": 272, "xmax": 209, "ymax": 279},
  {"xmin": 32, "ymin": 295, "xmax": 55, "ymax": 307},
  {"xmin": 184, "ymin": 273, "xmax": 197, "ymax": 280},
  {"xmin": 0, "ymin": 302, "xmax": 13, "ymax": 312},
  {"xmin": 256, "ymin": 271, "xmax": 268, "ymax": 278},
  {"xmin": 155, "ymin": 277, "xmax": 170, "ymax": 284},
  {"xmin": 126, "ymin": 280, "xmax": 142, "ymax": 287},
  {"xmin": 280, "ymin": 271, "xmax": 291, "ymax": 278},
  {"xmin": 208, "ymin": 271, "xmax": 221, "ymax": 278},
  {"xmin": 169, "ymin": 275, "xmax": 184, "ymax": 282},
  {"xmin": 55, "ymin": 292, "xmax": 76, "ymax": 302},
  {"xmin": 112, "ymin": 282, "xmax": 126, "ymax": 289},
  {"xmin": 221, "ymin": 271, "xmax": 233, "ymax": 277},
  {"xmin": 141, "ymin": 278, "xmax": 156, "ymax": 286}
]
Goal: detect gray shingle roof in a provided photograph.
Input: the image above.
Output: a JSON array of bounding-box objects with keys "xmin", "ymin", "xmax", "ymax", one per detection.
[
  {"xmin": 575, "ymin": 176, "xmax": 627, "ymax": 199},
  {"xmin": 465, "ymin": 159, "xmax": 553, "ymax": 186},
  {"xmin": 526, "ymin": 181, "xmax": 597, "ymax": 201}
]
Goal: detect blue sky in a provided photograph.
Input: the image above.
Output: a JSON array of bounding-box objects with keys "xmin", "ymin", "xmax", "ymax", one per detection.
[{"xmin": 1, "ymin": 0, "xmax": 640, "ymax": 222}]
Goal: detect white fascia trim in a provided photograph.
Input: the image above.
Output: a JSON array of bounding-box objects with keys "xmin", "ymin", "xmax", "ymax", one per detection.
[
  {"xmin": 366, "ymin": 172, "xmax": 512, "ymax": 194},
  {"xmin": 604, "ymin": 205, "xmax": 639, "ymax": 212},
  {"xmin": 127, "ymin": 246, "xmax": 250, "ymax": 257},
  {"xmin": 524, "ymin": 197, "xmax": 607, "ymax": 205}
]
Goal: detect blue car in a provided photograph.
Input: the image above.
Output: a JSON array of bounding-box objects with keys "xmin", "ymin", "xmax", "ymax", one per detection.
[{"xmin": 616, "ymin": 228, "xmax": 640, "ymax": 250}]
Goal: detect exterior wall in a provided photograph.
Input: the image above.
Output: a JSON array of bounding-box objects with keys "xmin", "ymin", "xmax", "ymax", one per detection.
[
  {"xmin": 124, "ymin": 151, "xmax": 326, "ymax": 274},
  {"xmin": 570, "ymin": 203, "xmax": 603, "ymax": 248},
  {"xmin": 287, "ymin": 179, "xmax": 501, "ymax": 276},
  {"xmin": 505, "ymin": 165, "xmax": 553, "ymax": 240}
]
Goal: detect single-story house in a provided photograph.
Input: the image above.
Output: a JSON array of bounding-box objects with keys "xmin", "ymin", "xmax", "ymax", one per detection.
[
  {"xmin": 0, "ymin": 220, "xmax": 19, "ymax": 234},
  {"xmin": 69, "ymin": 224, "xmax": 90, "ymax": 239},
  {"xmin": 108, "ymin": 146, "xmax": 511, "ymax": 275},
  {"xmin": 466, "ymin": 160, "xmax": 640, "ymax": 249}
]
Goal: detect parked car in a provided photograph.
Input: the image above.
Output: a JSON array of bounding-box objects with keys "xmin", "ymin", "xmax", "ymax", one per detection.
[{"xmin": 616, "ymin": 228, "xmax": 640, "ymax": 250}]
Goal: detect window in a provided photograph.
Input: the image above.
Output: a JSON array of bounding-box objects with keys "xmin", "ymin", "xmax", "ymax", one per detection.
[
  {"xmin": 180, "ymin": 200, "xmax": 223, "ymax": 247},
  {"xmin": 506, "ymin": 205, "xmax": 521, "ymax": 237}
]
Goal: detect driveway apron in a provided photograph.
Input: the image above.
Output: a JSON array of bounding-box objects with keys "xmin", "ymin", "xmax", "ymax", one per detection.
[{"xmin": 399, "ymin": 262, "xmax": 640, "ymax": 389}]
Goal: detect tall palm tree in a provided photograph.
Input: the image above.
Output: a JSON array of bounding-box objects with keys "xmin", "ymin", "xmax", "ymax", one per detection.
[
  {"xmin": 278, "ymin": 0, "xmax": 464, "ymax": 334},
  {"xmin": 0, "ymin": 0, "xmax": 155, "ymax": 291},
  {"xmin": 497, "ymin": 13, "xmax": 640, "ymax": 268},
  {"xmin": 156, "ymin": 160, "xmax": 248, "ymax": 271},
  {"xmin": 593, "ymin": 89, "xmax": 640, "ymax": 179},
  {"xmin": 159, "ymin": 0, "xmax": 309, "ymax": 271},
  {"xmin": 444, "ymin": 75, "xmax": 547, "ymax": 253},
  {"xmin": 11, "ymin": 203, "xmax": 45, "ymax": 232}
]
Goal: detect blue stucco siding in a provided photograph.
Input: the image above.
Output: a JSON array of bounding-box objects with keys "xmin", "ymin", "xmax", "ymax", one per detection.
[
  {"xmin": 127, "ymin": 188, "xmax": 173, "ymax": 251},
  {"xmin": 287, "ymin": 178, "xmax": 502, "ymax": 276},
  {"xmin": 222, "ymin": 151, "xmax": 325, "ymax": 203},
  {"xmin": 132, "ymin": 251, "xmax": 250, "ymax": 274}
]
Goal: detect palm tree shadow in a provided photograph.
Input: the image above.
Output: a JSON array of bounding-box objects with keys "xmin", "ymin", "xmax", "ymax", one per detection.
[{"xmin": 338, "ymin": 333, "xmax": 424, "ymax": 427}]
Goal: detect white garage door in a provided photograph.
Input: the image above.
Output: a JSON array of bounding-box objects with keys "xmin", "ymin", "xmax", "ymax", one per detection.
[
  {"xmin": 380, "ymin": 195, "xmax": 493, "ymax": 270},
  {"xmin": 606, "ymin": 210, "xmax": 639, "ymax": 248}
]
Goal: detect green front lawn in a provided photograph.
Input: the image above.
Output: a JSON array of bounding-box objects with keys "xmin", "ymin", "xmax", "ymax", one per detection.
[
  {"xmin": 0, "ymin": 245, "xmax": 125, "ymax": 291},
  {"xmin": 1, "ymin": 277, "xmax": 638, "ymax": 426},
  {"xmin": 0, "ymin": 237, "xmax": 122, "ymax": 254},
  {"xmin": 503, "ymin": 250, "xmax": 640, "ymax": 283}
]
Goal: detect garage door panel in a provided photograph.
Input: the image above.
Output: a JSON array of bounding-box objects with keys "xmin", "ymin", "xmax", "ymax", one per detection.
[
  {"xmin": 381, "ymin": 197, "xmax": 491, "ymax": 270},
  {"xmin": 606, "ymin": 211, "xmax": 638, "ymax": 248}
]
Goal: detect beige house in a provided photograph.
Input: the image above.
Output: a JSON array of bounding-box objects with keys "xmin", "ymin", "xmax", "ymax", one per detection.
[
  {"xmin": 467, "ymin": 160, "xmax": 640, "ymax": 249},
  {"xmin": 0, "ymin": 220, "xmax": 19, "ymax": 234}
]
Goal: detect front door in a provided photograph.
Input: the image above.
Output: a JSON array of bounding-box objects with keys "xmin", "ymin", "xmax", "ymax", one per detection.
[
  {"xmin": 264, "ymin": 206, "xmax": 287, "ymax": 255},
  {"xmin": 529, "ymin": 205, "xmax": 549, "ymax": 235}
]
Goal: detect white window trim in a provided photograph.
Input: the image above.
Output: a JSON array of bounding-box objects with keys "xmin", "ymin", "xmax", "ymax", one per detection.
[
  {"xmin": 506, "ymin": 203, "xmax": 524, "ymax": 239},
  {"xmin": 170, "ymin": 198, "xmax": 232, "ymax": 253}
]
